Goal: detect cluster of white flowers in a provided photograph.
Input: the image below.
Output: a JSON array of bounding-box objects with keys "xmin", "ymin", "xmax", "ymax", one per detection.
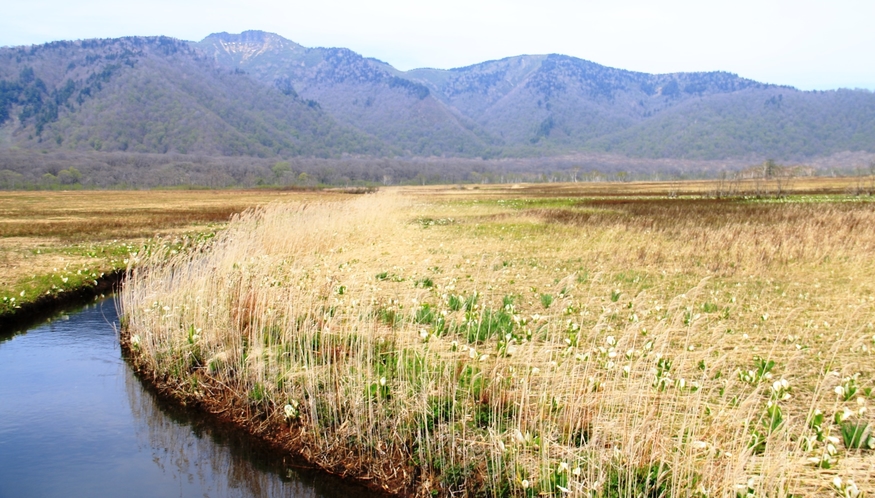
[
  {"xmin": 832, "ymin": 477, "xmax": 861, "ymax": 498},
  {"xmin": 770, "ymin": 378, "xmax": 791, "ymax": 400}
]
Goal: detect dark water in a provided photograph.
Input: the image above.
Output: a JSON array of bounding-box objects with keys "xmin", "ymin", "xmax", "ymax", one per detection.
[{"xmin": 0, "ymin": 298, "xmax": 375, "ymax": 498}]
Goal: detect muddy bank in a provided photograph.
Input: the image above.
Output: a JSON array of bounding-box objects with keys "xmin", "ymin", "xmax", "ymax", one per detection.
[
  {"xmin": 119, "ymin": 333, "xmax": 407, "ymax": 498},
  {"xmin": 0, "ymin": 269, "xmax": 125, "ymax": 334}
]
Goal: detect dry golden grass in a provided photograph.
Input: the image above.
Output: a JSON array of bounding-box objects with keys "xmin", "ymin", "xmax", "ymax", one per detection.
[
  {"xmin": 0, "ymin": 189, "xmax": 339, "ymax": 239},
  {"xmin": 120, "ymin": 182, "xmax": 875, "ymax": 497},
  {"xmin": 0, "ymin": 189, "xmax": 342, "ymax": 315},
  {"xmin": 397, "ymin": 176, "xmax": 872, "ymax": 200}
]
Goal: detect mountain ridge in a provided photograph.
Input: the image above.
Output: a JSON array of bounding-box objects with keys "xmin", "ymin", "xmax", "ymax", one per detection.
[
  {"xmin": 1, "ymin": 30, "xmax": 873, "ymax": 162},
  {"xmin": 0, "ymin": 35, "xmax": 389, "ymax": 157},
  {"xmin": 196, "ymin": 30, "xmax": 874, "ymax": 160}
]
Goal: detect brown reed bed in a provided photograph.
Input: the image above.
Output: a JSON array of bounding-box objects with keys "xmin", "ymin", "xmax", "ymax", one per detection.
[{"xmin": 120, "ymin": 188, "xmax": 874, "ymax": 497}]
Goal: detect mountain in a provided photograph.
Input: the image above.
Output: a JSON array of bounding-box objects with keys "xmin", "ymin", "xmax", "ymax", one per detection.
[
  {"xmin": 2, "ymin": 30, "xmax": 874, "ymax": 162},
  {"xmin": 408, "ymin": 56, "xmax": 770, "ymax": 150},
  {"xmin": 196, "ymin": 31, "xmax": 495, "ymax": 157},
  {"xmin": 588, "ymin": 88, "xmax": 875, "ymax": 159},
  {"xmin": 0, "ymin": 36, "xmax": 388, "ymax": 157},
  {"xmin": 196, "ymin": 31, "xmax": 875, "ymax": 160}
]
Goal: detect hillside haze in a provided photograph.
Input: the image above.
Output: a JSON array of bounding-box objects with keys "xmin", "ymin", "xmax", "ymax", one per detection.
[{"xmin": 1, "ymin": 30, "xmax": 874, "ymax": 162}]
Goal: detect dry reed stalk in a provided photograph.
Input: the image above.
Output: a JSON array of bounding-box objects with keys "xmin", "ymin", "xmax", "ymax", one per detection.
[{"xmin": 121, "ymin": 192, "xmax": 875, "ymax": 496}]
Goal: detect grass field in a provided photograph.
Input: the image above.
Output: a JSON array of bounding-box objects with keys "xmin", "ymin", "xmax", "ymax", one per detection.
[
  {"xmin": 0, "ymin": 189, "xmax": 338, "ymax": 316},
  {"xmin": 118, "ymin": 178, "xmax": 875, "ymax": 497}
]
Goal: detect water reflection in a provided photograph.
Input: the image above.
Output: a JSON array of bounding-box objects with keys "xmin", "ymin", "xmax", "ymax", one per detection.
[
  {"xmin": 0, "ymin": 298, "xmax": 378, "ymax": 498},
  {"xmin": 122, "ymin": 361, "xmax": 371, "ymax": 498}
]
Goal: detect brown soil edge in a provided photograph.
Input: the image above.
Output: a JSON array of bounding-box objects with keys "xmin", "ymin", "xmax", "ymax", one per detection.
[
  {"xmin": 119, "ymin": 333, "xmax": 412, "ymax": 498},
  {"xmin": 0, "ymin": 269, "xmax": 125, "ymax": 334}
]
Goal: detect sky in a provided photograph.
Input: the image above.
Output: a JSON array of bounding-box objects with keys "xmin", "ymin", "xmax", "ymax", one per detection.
[{"xmin": 3, "ymin": 0, "xmax": 874, "ymax": 91}]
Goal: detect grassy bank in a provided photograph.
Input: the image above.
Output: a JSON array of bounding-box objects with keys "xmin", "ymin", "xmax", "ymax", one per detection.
[
  {"xmin": 120, "ymin": 180, "xmax": 874, "ymax": 497},
  {"xmin": 0, "ymin": 189, "xmax": 337, "ymax": 321}
]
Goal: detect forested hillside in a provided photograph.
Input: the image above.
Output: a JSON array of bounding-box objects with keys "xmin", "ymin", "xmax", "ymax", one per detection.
[
  {"xmin": 588, "ymin": 88, "xmax": 875, "ymax": 159},
  {"xmin": 0, "ymin": 36, "xmax": 387, "ymax": 157},
  {"xmin": 408, "ymin": 54, "xmax": 772, "ymax": 148},
  {"xmin": 196, "ymin": 31, "xmax": 875, "ymax": 160},
  {"xmin": 196, "ymin": 31, "xmax": 495, "ymax": 156},
  {"xmin": 2, "ymin": 31, "xmax": 875, "ymax": 164}
]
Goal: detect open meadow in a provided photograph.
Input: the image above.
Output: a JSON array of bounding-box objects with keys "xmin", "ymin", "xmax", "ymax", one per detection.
[
  {"xmin": 0, "ymin": 189, "xmax": 338, "ymax": 318},
  {"xmin": 116, "ymin": 178, "xmax": 875, "ymax": 497}
]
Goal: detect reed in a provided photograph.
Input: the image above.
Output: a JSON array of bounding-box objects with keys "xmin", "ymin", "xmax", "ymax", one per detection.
[
  {"xmin": 120, "ymin": 190, "xmax": 875, "ymax": 496},
  {"xmin": 0, "ymin": 189, "xmax": 330, "ymax": 316}
]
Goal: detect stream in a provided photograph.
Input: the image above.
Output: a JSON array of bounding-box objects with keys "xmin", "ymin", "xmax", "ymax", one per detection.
[{"xmin": 0, "ymin": 297, "xmax": 375, "ymax": 497}]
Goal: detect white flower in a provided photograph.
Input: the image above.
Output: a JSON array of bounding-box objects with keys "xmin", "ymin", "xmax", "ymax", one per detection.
[
  {"xmin": 557, "ymin": 462, "xmax": 568, "ymax": 473},
  {"xmin": 606, "ymin": 336, "xmax": 616, "ymax": 346},
  {"xmin": 469, "ymin": 348, "xmax": 477, "ymax": 359},
  {"xmin": 845, "ymin": 480, "xmax": 861, "ymax": 498},
  {"xmin": 513, "ymin": 429, "xmax": 525, "ymax": 444},
  {"xmin": 379, "ymin": 376, "xmax": 386, "ymax": 386},
  {"xmin": 521, "ymin": 479, "xmax": 529, "ymax": 489}
]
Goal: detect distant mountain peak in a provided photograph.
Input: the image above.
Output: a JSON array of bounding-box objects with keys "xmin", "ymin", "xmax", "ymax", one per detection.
[
  {"xmin": 201, "ymin": 31, "xmax": 303, "ymax": 62},
  {"xmin": 204, "ymin": 30, "xmax": 286, "ymax": 44}
]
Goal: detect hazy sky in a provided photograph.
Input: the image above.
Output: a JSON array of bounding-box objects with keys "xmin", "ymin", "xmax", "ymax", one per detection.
[{"xmin": 3, "ymin": 0, "xmax": 874, "ymax": 91}]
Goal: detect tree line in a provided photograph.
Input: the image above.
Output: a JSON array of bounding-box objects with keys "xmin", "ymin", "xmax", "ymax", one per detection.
[{"xmin": 2, "ymin": 149, "xmax": 872, "ymax": 190}]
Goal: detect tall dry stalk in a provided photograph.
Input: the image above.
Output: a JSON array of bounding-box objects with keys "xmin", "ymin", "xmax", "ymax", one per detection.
[{"xmin": 121, "ymin": 192, "xmax": 875, "ymax": 496}]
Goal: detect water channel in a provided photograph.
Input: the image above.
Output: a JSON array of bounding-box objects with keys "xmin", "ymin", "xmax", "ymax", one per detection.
[{"xmin": 0, "ymin": 298, "xmax": 377, "ymax": 497}]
